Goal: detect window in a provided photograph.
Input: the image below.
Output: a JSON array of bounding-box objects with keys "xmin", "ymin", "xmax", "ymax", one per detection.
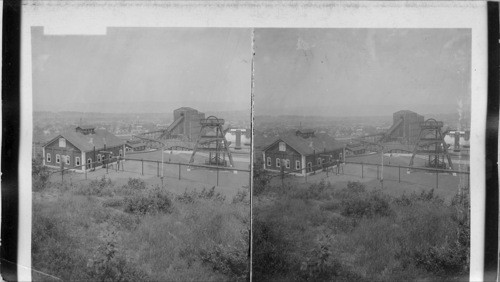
[
  {"xmin": 296, "ymin": 160, "xmax": 300, "ymax": 170},
  {"xmin": 65, "ymin": 155, "xmax": 70, "ymax": 165},
  {"xmin": 47, "ymin": 153, "xmax": 51, "ymax": 163},
  {"xmin": 75, "ymin": 157, "xmax": 80, "ymax": 166},
  {"xmin": 97, "ymin": 154, "xmax": 102, "ymax": 162},
  {"xmin": 279, "ymin": 142, "xmax": 286, "ymax": 152},
  {"xmin": 276, "ymin": 158, "xmax": 281, "ymax": 167},
  {"xmin": 87, "ymin": 158, "xmax": 92, "ymax": 169},
  {"xmin": 266, "ymin": 157, "xmax": 271, "ymax": 167},
  {"xmin": 285, "ymin": 159, "xmax": 290, "ymax": 169},
  {"xmin": 56, "ymin": 154, "xmax": 60, "ymax": 163},
  {"xmin": 318, "ymin": 158, "xmax": 322, "ymax": 165},
  {"xmin": 59, "ymin": 138, "xmax": 66, "ymax": 147},
  {"xmin": 119, "ymin": 149, "xmax": 123, "ymax": 157}
]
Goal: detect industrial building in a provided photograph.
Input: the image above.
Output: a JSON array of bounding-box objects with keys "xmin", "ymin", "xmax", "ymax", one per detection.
[
  {"xmin": 42, "ymin": 125, "xmax": 126, "ymax": 171},
  {"xmin": 171, "ymin": 107, "xmax": 206, "ymax": 141},
  {"xmin": 262, "ymin": 129, "xmax": 345, "ymax": 176},
  {"xmin": 388, "ymin": 110, "xmax": 425, "ymax": 144}
]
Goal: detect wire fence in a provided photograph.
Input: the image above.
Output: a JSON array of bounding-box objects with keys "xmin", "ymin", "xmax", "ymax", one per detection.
[
  {"xmin": 267, "ymin": 159, "xmax": 470, "ymax": 193},
  {"xmin": 47, "ymin": 156, "xmax": 251, "ymax": 189}
]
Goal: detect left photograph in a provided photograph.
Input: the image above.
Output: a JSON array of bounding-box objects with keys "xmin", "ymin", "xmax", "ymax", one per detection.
[{"xmin": 31, "ymin": 27, "xmax": 251, "ymax": 281}]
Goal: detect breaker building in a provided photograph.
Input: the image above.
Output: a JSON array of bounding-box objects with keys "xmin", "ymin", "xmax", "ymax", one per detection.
[
  {"xmin": 42, "ymin": 125, "xmax": 126, "ymax": 171},
  {"xmin": 262, "ymin": 129, "xmax": 345, "ymax": 176},
  {"xmin": 383, "ymin": 110, "xmax": 425, "ymax": 144},
  {"xmin": 170, "ymin": 107, "xmax": 206, "ymax": 141}
]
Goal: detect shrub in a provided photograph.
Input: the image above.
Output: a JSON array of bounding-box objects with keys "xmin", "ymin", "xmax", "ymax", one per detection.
[
  {"xmin": 75, "ymin": 176, "xmax": 114, "ymax": 197},
  {"xmin": 176, "ymin": 187, "xmax": 226, "ymax": 204},
  {"xmin": 393, "ymin": 189, "xmax": 444, "ymax": 207},
  {"xmin": 200, "ymin": 244, "xmax": 248, "ymax": 280},
  {"xmin": 232, "ymin": 189, "xmax": 248, "ymax": 204},
  {"xmin": 32, "ymin": 202, "xmax": 90, "ymax": 279},
  {"xmin": 102, "ymin": 198, "xmax": 124, "ymax": 208},
  {"xmin": 252, "ymin": 218, "xmax": 292, "ymax": 279},
  {"xmin": 87, "ymin": 230, "xmax": 149, "ymax": 281},
  {"xmin": 290, "ymin": 179, "xmax": 333, "ymax": 200},
  {"xmin": 32, "ymin": 158, "xmax": 50, "ymax": 191},
  {"xmin": 124, "ymin": 186, "xmax": 173, "ymax": 215},
  {"xmin": 124, "ymin": 178, "xmax": 146, "ymax": 190},
  {"xmin": 299, "ymin": 234, "xmax": 363, "ymax": 281},
  {"xmin": 199, "ymin": 186, "xmax": 226, "ymax": 202},
  {"xmin": 340, "ymin": 191, "xmax": 392, "ymax": 218},
  {"xmin": 347, "ymin": 181, "xmax": 366, "ymax": 193},
  {"xmin": 253, "ymin": 160, "xmax": 271, "ymax": 196}
]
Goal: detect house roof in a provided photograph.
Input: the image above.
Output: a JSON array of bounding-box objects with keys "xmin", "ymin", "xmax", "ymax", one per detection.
[
  {"xmin": 76, "ymin": 125, "xmax": 95, "ymax": 130},
  {"xmin": 264, "ymin": 131, "xmax": 344, "ymax": 156},
  {"xmin": 175, "ymin": 107, "xmax": 198, "ymax": 112},
  {"xmin": 346, "ymin": 144, "xmax": 365, "ymax": 151},
  {"xmin": 44, "ymin": 128, "xmax": 125, "ymax": 152},
  {"xmin": 130, "ymin": 142, "xmax": 147, "ymax": 148}
]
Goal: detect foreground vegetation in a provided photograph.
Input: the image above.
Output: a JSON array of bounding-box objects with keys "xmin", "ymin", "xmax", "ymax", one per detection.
[
  {"xmin": 253, "ymin": 175, "xmax": 470, "ymax": 281},
  {"xmin": 32, "ymin": 159, "xmax": 249, "ymax": 281}
]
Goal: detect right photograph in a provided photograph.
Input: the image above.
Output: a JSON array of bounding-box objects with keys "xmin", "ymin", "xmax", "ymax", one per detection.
[{"xmin": 252, "ymin": 28, "xmax": 471, "ymax": 281}]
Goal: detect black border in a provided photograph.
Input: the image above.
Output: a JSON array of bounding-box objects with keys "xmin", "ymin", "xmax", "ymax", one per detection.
[
  {"xmin": 485, "ymin": 2, "xmax": 499, "ymax": 281},
  {"xmin": 1, "ymin": 0, "xmax": 21, "ymax": 279},
  {"xmin": 0, "ymin": 2, "xmax": 497, "ymax": 281},
  {"xmin": 1, "ymin": 1, "xmax": 21, "ymax": 281}
]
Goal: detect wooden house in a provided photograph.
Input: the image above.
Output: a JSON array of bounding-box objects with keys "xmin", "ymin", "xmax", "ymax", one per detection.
[
  {"xmin": 42, "ymin": 126, "xmax": 126, "ymax": 171},
  {"xmin": 262, "ymin": 129, "xmax": 345, "ymax": 176}
]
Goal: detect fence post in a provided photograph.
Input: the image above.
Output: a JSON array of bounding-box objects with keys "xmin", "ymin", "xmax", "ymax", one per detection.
[
  {"xmin": 178, "ymin": 163, "xmax": 181, "ymax": 180},
  {"xmin": 398, "ymin": 166, "xmax": 401, "ymax": 183},
  {"xmin": 436, "ymin": 170, "xmax": 439, "ymax": 189},
  {"xmin": 157, "ymin": 161, "xmax": 159, "ymax": 177},
  {"xmin": 141, "ymin": 159, "xmax": 144, "ymax": 175},
  {"xmin": 361, "ymin": 162, "xmax": 364, "ymax": 178},
  {"xmin": 217, "ymin": 166, "xmax": 219, "ymax": 186}
]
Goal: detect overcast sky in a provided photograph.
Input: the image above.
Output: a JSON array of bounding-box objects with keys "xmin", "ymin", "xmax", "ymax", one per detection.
[
  {"xmin": 253, "ymin": 29, "xmax": 471, "ymax": 117},
  {"xmin": 32, "ymin": 27, "xmax": 252, "ymax": 113}
]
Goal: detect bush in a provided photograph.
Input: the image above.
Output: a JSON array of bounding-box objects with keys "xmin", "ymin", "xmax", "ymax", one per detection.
[
  {"xmin": 102, "ymin": 198, "xmax": 124, "ymax": 208},
  {"xmin": 253, "ymin": 160, "xmax": 271, "ymax": 196},
  {"xmin": 76, "ymin": 176, "xmax": 114, "ymax": 197},
  {"xmin": 124, "ymin": 178, "xmax": 146, "ymax": 190},
  {"xmin": 87, "ymin": 230, "xmax": 149, "ymax": 281},
  {"xmin": 32, "ymin": 204, "xmax": 89, "ymax": 279},
  {"xmin": 393, "ymin": 189, "xmax": 444, "ymax": 206},
  {"xmin": 347, "ymin": 181, "xmax": 366, "ymax": 193},
  {"xmin": 124, "ymin": 186, "xmax": 173, "ymax": 215},
  {"xmin": 32, "ymin": 158, "xmax": 50, "ymax": 191},
  {"xmin": 252, "ymin": 218, "xmax": 292, "ymax": 279},
  {"xmin": 290, "ymin": 179, "xmax": 333, "ymax": 200},
  {"xmin": 176, "ymin": 187, "xmax": 226, "ymax": 204},
  {"xmin": 200, "ymin": 243, "xmax": 248, "ymax": 280},
  {"xmin": 340, "ymin": 192, "xmax": 392, "ymax": 218},
  {"xmin": 232, "ymin": 189, "xmax": 248, "ymax": 204}
]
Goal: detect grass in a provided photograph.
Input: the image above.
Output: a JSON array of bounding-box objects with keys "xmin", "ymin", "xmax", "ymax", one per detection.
[
  {"xmin": 253, "ymin": 180, "xmax": 470, "ymax": 281},
  {"xmin": 32, "ymin": 168, "xmax": 249, "ymax": 281}
]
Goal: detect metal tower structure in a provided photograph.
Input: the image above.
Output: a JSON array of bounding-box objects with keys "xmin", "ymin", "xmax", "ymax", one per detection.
[
  {"xmin": 409, "ymin": 118, "xmax": 454, "ymax": 170},
  {"xmin": 189, "ymin": 116, "xmax": 234, "ymax": 167}
]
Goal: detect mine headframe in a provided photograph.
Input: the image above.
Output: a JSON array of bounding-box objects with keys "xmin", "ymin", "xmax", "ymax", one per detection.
[
  {"xmin": 409, "ymin": 118, "xmax": 454, "ymax": 170},
  {"xmin": 189, "ymin": 116, "xmax": 234, "ymax": 167}
]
